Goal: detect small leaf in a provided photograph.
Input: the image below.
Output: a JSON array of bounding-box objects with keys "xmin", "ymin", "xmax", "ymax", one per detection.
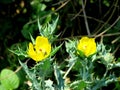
[
  {"xmin": 36, "ymin": 59, "xmax": 52, "ymax": 77},
  {"xmin": 0, "ymin": 85, "xmax": 7, "ymax": 90},
  {"xmin": 38, "ymin": 18, "xmax": 42, "ymax": 34},
  {"xmin": 45, "ymin": 79, "xmax": 54, "ymax": 90},
  {"xmin": 9, "ymin": 47, "xmax": 28, "ymax": 58},
  {"xmin": 70, "ymin": 80, "xmax": 86, "ymax": 90},
  {"xmin": 38, "ymin": 16, "xmax": 59, "ymax": 41},
  {"xmin": 21, "ymin": 24, "xmax": 37, "ymax": 40},
  {"xmin": 54, "ymin": 64, "xmax": 64, "ymax": 90},
  {"xmin": 50, "ymin": 44, "xmax": 63, "ymax": 57},
  {"xmin": 39, "ymin": 3, "xmax": 46, "ymax": 11},
  {"xmin": 29, "ymin": 33, "xmax": 35, "ymax": 44},
  {"xmin": 0, "ymin": 69, "xmax": 19, "ymax": 90},
  {"xmin": 19, "ymin": 60, "xmax": 41, "ymax": 90},
  {"xmin": 65, "ymin": 39, "xmax": 77, "ymax": 54},
  {"xmin": 77, "ymin": 80, "xmax": 86, "ymax": 90},
  {"xmin": 77, "ymin": 50, "xmax": 86, "ymax": 58}
]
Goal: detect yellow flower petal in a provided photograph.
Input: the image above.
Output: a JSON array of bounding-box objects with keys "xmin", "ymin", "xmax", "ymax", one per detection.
[
  {"xmin": 27, "ymin": 36, "xmax": 51, "ymax": 61},
  {"xmin": 35, "ymin": 36, "xmax": 51, "ymax": 58},
  {"xmin": 77, "ymin": 37, "xmax": 96, "ymax": 57}
]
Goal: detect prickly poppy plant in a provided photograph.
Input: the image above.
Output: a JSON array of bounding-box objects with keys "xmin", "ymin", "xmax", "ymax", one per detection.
[
  {"xmin": 77, "ymin": 36, "xmax": 97, "ymax": 57},
  {"xmin": 27, "ymin": 36, "xmax": 51, "ymax": 61}
]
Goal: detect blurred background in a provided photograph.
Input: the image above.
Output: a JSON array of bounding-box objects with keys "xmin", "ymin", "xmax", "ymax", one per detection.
[{"xmin": 0, "ymin": 0, "xmax": 120, "ymax": 89}]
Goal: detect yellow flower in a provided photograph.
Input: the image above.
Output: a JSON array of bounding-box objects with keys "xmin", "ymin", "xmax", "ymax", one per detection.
[
  {"xmin": 27, "ymin": 36, "xmax": 51, "ymax": 62},
  {"xmin": 77, "ymin": 37, "xmax": 96, "ymax": 57}
]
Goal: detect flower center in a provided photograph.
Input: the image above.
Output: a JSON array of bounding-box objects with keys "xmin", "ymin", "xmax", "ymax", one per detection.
[
  {"xmin": 39, "ymin": 48, "xmax": 47, "ymax": 56},
  {"xmin": 39, "ymin": 49, "xmax": 42, "ymax": 52},
  {"xmin": 83, "ymin": 45, "xmax": 87, "ymax": 49}
]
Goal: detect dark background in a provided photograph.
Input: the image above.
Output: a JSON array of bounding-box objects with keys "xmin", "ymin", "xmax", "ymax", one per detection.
[{"xmin": 0, "ymin": 0, "xmax": 120, "ymax": 89}]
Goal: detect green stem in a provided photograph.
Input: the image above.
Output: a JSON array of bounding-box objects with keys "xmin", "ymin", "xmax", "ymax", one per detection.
[{"xmin": 63, "ymin": 61, "xmax": 75, "ymax": 79}]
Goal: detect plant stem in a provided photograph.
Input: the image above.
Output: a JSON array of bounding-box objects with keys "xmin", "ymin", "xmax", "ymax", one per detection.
[
  {"xmin": 63, "ymin": 61, "xmax": 75, "ymax": 79},
  {"xmin": 81, "ymin": 0, "xmax": 91, "ymax": 36},
  {"xmin": 95, "ymin": 16, "xmax": 120, "ymax": 38}
]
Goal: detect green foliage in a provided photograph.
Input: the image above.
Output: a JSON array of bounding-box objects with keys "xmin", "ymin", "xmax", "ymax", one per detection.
[
  {"xmin": 65, "ymin": 39, "xmax": 77, "ymax": 56},
  {"xmin": 19, "ymin": 60, "xmax": 41, "ymax": 90},
  {"xmin": 65, "ymin": 38, "xmax": 120, "ymax": 89},
  {"xmin": 31, "ymin": 0, "xmax": 46, "ymax": 13},
  {"xmin": 9, "ymin": 44, "xmax": 28, "ymax": 58},
  {"xmin": 21, "ymin": 24, "xmax": 38, "ymax": 40},
  {"xmin": 0, "ymin": 69, "xmax": 19, "ymax": 90},
  {"xmin": 54, "ymin": 64, "xmax": 64, "ymax": 90},
  {"xmin": 38, "ymin": 15, "xmax": 59, "ymax": 43},
  {"xmin": 103, "ymin": 0, "xmax": 110, "ymax": 7},
  {"xmin": 50, "ymin": 44, "xmax": 63, "ymax": 57},
  {"xmin": 70, "ymin": 80, "xmax": 86, "ymax": 90},
  {"xmin": 1, "ymin": 0, "xmax": 120, "ymax": 90},
  {"xmin": 21, "ymin": 0, "xmax": 56, "ymax": 40},
  {"xmin": 0, "ymin": 85, "xmax": 6, "ymax": 90},
  {"xmin": 10, "ymin": 15, "xmax": 63, "ymax": 90}
]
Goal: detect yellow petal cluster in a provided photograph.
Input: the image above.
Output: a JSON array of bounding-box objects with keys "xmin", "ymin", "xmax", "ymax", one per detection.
[
  {"xmin": 77, "ymin": 37, "xmax": 96, "ymax": 57},
  {"xmin": 27, "ymin": 36, "xmax": 51, "ymax": 62}
]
